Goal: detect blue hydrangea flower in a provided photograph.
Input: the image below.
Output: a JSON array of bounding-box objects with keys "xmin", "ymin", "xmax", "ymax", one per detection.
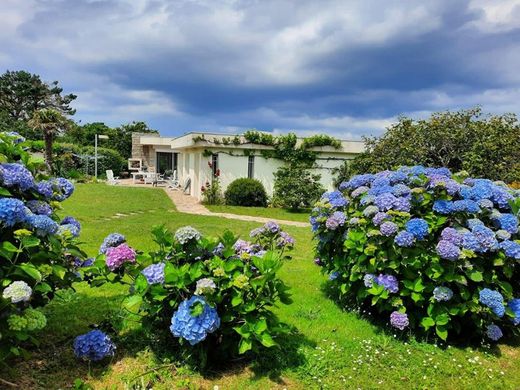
[
  {"xmin": 479, "ymin": 288, "xmax": 505, "ymax": 317},
  {"xmin": 323, "ymin": 191, "xmax": 348, "ymax": 208},
  {"xmin": 500, "ymin": 240, "xmax": 520, "ymax": 260},
  {"xmin": 100, "ymin": 233, "xmax": 126, "ymax": 254},
  {"xmin": 0, "ymin": 198, "xmax": 27, "ymax": 227},
  {"xmin": 507, "ymin": 299, "xmax": 520, "ymax": 325},
  {"xmin": 4, "ymin": 131, "xmax": 25, "ymax": 144},
  {"xmin": 36, "ymin": 180, "xmax": 53, "ymax": 198},
  {"xmin": 478, "ymin": 199, "xmax": 494, "ymax": 209},
  {"xmin": 141, "ymin": 263, "xmax": 165, "ymax": 284},
  {"xmin": 433, "ymin": 286, "xmax": 453, "ymax": 301},
  {"xmin": 491, "ymin": 187, "xmax": 514, "ymax": 209},
  {"xmin": 498, "ymin": 214, "xmax": 518, "ymax": 234},
  {"xmin": 433, "ymin": 200, "xmax": 452, "ymax": 214},
  {"xmin": 338, "ymin": 181, "xmax": 349, "ymax": 191},
  {"xmin": 329, "ymin": 271, "xmax": 339, "ymax": 281},
  {"xmin": 372, "ymin": 212, "xmax": 390, "ymax": 226},
  {"xmin": 374, "ymin": 193, "xmax": 397, "ymax": 211},
  {"xmin": 360, "ymin": 195, "xmax": 375, "ymax": 206},
  {"xmin": 170, "ymin": 296, "xmax": 220, "ymax": 345},
  {"xmin": 26, "ymin": 200, "xmax": 52, "ymax": 216},
  {"xmin": 462, "ymin": 232, "xmax": 485, "ymax": 253},
  {"xmin": 0, "ymin": 163, "xmax": 34, "ymax": 191},
  {"xmin": 436, "ymin": 240, "xmax": 461, "ymax": 261},
  {"xmin": 440, "ymin": 227, "xmax": 463, "ymax": 246},
  {"xmin": 368, "ymin": 184, "xmax": 394, "ymax": 197},
  {"xmin": 471, "ymin": 225, "xmax": 498, "ymax": 252},
  {"xmin": 265, "ymin": 221, "xmax": 280, "ymax": 233},
  {"xmin": 388, "ymin": 171, "xmax": 408, "ymax": 184},
  {"xmin": 51, "ymin": 178, "xmax": 74, "ymax": 201},
  {"xmin": 26, "ymin": 214, "xmax": 59, "ymax": 236},
  {"xmin": 395, "ymin": 231, "xmax": 415, "ymax": 247},
  {"xmin": 380, "ymin": 221, "xmax": 398, "ymax": 237},
  {"xmin": 309, "ymin": 216, "xmax": 320, "ymax": 232},
  {"xmin": 452, "ymin": 200, "xmax": 480, "ymax": 213},
  {"xmin": 73, "ymin": 330, "xmax": 116, "ymax": 361},
  {"xmin": 405, "ymin": 218, "xmax": 429, "ymax": 240},
  {"xmin": 58, "ymin": 223, "xmax": 80, "ymax": 238},
  {"xmin": 467, "ymin": 218, "xmax": 484, "ymax": 230},
  {"xmin": 375, "ymin": 274, "xmax": 399, "ymax": 293},
  {"xmin": 59, "ymin": 216, "xmax": 81, "ymax": 237},
  {"xmin": 326, "ymin": 211, "xmax": 346, "ymax": 230},
  {"xmin": 344, "ymin": 174, "xmax": 375, "ymax": 190},
  {"xmin": 486, "ymin": 324, "xmax": 503, "ymax": 341}
]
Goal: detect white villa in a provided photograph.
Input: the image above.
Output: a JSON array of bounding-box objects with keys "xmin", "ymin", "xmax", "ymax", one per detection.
[{"xmin": 130, "ymin": 132, "xmax": 365, "ymax": 200}]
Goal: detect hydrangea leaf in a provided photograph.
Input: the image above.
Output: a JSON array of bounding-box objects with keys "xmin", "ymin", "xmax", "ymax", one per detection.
[
  {"xmin": 238, "ymin": 338, "xmax": 252, "ymax": 354},
  {"xmin": 467, "ymin": 270, "xmax": 483, "ymax": 282},
  {"xmin": 18, "ymin": 263, "xmax": 42, "ymax": 282},
  {"xmin": 258, "ymin": 333, "xmax": 277, "ymax": 348}
]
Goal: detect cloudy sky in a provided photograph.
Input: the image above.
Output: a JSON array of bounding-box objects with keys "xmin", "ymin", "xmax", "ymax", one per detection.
[{"xmin": 1, "ymin": 0, "xmax": 520, "ymax": 138}]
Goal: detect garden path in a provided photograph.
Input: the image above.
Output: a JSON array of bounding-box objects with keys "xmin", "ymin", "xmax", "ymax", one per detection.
[{"xmin": 164, "ymin": 188, "xmax": 309, "ymax": 228}]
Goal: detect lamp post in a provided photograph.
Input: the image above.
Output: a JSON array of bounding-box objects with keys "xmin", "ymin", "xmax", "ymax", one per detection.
[{"xmin": 95, "ymin": 134, "xmax": 109, "ymax": 179}]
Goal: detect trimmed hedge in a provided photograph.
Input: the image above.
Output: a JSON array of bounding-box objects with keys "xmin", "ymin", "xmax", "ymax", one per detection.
[{"xmin": 225, "ymin": 178, "xmax": 268, "ymax": 207}]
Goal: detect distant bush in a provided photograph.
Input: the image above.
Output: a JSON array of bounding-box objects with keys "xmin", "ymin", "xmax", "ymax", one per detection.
[
  {"xmin": 272, "ymin": 165, "xmax": 323, "ymax": 210},
  {"xmin": 225, "ymin": 178, "xmax": 268, "ymax": 207}
]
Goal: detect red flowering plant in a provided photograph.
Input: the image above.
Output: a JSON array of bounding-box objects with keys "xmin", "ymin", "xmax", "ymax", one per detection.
[{"xmin": 202, "ymin": 161, "xmax": 223, "ymax": 205}]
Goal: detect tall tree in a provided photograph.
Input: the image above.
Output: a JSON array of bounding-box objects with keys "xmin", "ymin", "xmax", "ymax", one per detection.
[
  {"xmin": 28, "ymin": 109, "xmax": 70, "ymax": 171},
  {"xmin": 0, "ymin": 70, "xmax": 76, "ymax": 121}
]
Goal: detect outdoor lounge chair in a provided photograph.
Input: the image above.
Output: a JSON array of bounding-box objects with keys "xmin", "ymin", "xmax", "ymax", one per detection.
[{"xmin": 106, "ymin": 170, "xmax": 119, "ymax": 185}]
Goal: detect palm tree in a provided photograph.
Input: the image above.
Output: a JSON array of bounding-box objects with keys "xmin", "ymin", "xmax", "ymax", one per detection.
[{"xmin": 28, "ymin": 108, "xmax": 69, "ymax": 172}]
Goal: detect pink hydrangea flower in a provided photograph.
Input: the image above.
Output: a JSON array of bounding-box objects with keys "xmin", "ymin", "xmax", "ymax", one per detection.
[{"xmin": 105, "ymin": 243, "xmax": 136, "ymax": 271}]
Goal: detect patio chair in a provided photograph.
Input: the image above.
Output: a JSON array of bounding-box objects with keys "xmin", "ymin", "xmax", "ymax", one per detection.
[
  {"xmin": 106, "ymin": 170, "xmax": 120, "ymax": 185},
  {"xmin": 183, "ymin": 177, "xmax": 191, "ymax": 194}
]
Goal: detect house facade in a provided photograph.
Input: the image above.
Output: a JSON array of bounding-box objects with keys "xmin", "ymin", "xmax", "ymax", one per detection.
[{"xmin": 130, "ymin": 132, "xmax": 365, "ymax": 200}]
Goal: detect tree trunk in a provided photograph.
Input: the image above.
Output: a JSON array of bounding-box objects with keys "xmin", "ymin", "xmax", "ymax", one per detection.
[{"xmin": 44, "ymin": 131, "xmax": 54, "ymax": 173}]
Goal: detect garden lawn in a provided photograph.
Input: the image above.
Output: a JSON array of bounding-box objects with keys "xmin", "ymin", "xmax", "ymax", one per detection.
[
  {"xmin": 206, "ymin": 204, "xmax": 310, "ymax": 223},
  {"xmin": 3, "ymin": 184, "xmax": 520, "ymax": 389}
]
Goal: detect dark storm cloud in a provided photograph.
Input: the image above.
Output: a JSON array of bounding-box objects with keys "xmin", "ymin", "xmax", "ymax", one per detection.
[{"xmin": 1, "ymin": 0, "xmax": 519, "ymax": 136}]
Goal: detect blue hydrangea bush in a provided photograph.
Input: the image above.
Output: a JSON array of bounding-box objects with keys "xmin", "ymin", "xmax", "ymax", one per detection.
[
  {"xmin": 83, "ymin": 222, "xmax": 294, "ymax": 364},
  {"xmin": 0, "ymin": 132, "xmax": 87, "ymax": 360},
  {"xmin": 310, "ymin": 166, "xmax": 520, "ymax": 342}
]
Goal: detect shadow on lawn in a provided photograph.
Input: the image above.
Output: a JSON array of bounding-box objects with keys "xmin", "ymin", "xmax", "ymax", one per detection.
[{"xmin": 320, "ymin": 280, "xmax": 518, "ymax": 357}]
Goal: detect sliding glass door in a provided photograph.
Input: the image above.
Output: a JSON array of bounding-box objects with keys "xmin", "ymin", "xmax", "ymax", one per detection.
[{"xmin": 156, "ymin": 152, "xmax": 178, "ymax": 174}]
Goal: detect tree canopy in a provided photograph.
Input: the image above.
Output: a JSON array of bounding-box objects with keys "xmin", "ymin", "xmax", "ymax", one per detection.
[{"xmin": 350, "ymin": 107, "xmax": 520, "ymax": 183}]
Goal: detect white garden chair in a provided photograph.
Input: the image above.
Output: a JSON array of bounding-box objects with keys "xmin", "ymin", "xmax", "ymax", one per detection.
[{"xmin": 106, "ymin": 170, "xmax": 120, "ymax": 185}]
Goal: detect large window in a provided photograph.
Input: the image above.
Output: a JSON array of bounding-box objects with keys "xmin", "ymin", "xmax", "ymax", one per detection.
[
  {"xmin": 156, "ymin": 152, "xmax": 178, "ymax": 175},
  {"xmin": 211, "ymin": 153, "xmax": 219, "ymax": 176},
  {"xmin": 247, "ymin": 155, "xmax": 255, "ymax": 178}
]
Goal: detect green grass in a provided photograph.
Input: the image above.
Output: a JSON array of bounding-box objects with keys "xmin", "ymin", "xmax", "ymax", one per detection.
[
  {"xmin": 206, "ymin": 204, "xmax": 311, "ymax": 223},
  {"xmin": 3, "ymin": 184, "xmax": 520, "ymax": 389}
]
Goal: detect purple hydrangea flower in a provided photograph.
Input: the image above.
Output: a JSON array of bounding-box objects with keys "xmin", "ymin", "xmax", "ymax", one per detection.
[
  {"xmin": 380, "ymin": 221, "xmax": 398, "ymax": 236},
  {"xmin": 277, "ymin": 231, "xmax": 295, "ymax": 247},
  {"xmin": 436, "ymin": 240, "xmax": 461, "ymax": 261},
  {"xmin": 472, "ymin": 225, "xmax": 498, "ymax": 252},
  {"xmin": 250, "ymin": 226, "xmax": 265, "ymax": 237},
  {"xmin": 265, "ymin": 221, "xmax": 280, "ymax": 233},
  {"xmin": 26, "ymin": 200, "xmax": 52, "ymax": 216},
  {"xmin": 390, "ymin": 311, "xmax": 409, "ymax": 330},
  {"xmin": 491, "ymin": 187, "xmax": 513, "ymax": 209},
  {"xmin": 395, "ymin": 231, "xmax": 415, "ymax": 247},
  {"xmin": 374, "ymin": 193, "xmax": 397, "ymax": 211},
  {"xmin": 314, "ymin": 257, "xmax": 323, "ymax": 266},
  {"xmin": 375, "ymin": 274, "xmax": 399, "ymax": 293},
  {"xmin": 105, "ymin": 243, "xmax": 136, "ymax": 271},
  {"xmin": 141, "ymin": 263, "xmax": 165, "ymax": 284},
  {"xmin": 440, "ymin": 227, "xmax": 463, "ymax": 246},
  {"xmin": 351, "ymin": 186, "xmax": 369, "ymax": 198},
  {"xmin": 326, "ymin": 211, "xmax": 346, "ymax": 230},
  {"xmin": 372, "ymin": 212, "xmax": 390, "ymax": 226},
  {"xmin": 405, "ymin": 218, "xmax": 429, "ymax": 240},
  {"xmin": 393, "ymin": 197, "xmax": 411, "ymax": 212},
  {"xmin": 73, "ymin": 330, "xmax": 116, "ymax": 361}
]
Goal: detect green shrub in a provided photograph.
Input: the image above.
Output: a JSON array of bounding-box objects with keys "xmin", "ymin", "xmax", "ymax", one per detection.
[
  {"xmin": 225, "ymin": 178, "xmax": 268, "ymax": 207},
  {"xmin": 272, "ymin": 165, "xmax": 323, "ymax": 210},
  {"xmin": 0, "ymin": 131, "xmax": 87, "ymax": 361},
  {"xmin": 311, "ymin": 165, "xmax": 520, "ymax": 342},
  {"xmin": 84, "ymin": 222, "xmax": 294, "ymax": 365}
]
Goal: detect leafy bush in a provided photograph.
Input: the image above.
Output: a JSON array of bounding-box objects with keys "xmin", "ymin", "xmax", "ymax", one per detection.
[
  {"xmin": 0, "ymin": 131, "xmax": 86, "ymax": 361},
  {"xmin": 311, "ymin": 165, "xmax": 520, "ymax": 342},
  {"xmin": 201, "ymin": 162, "xmax": 223, "ymax": 205},
  {"xmin": 225, "ymin": 178, "xmax": 268, "ymax": 207},
  {"xmin": 273, "ymin": 165, "xmax": 323, "ymax": 210},
  {"xmin": 83, "ymin": 222, "xmax": 294, "ymax": 364},
  {"xmin": 351, "ymin": 107, "xmax": 520, "ymax": 183},
  {"xmin": 25, "ymin": 140, "xmax": 126, "ymax": 176}
]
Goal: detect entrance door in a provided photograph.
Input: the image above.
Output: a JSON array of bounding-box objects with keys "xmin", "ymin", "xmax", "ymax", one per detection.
[{"xmin": 156, "ymin": 152, "xmax": 173, "ymax": 174}]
